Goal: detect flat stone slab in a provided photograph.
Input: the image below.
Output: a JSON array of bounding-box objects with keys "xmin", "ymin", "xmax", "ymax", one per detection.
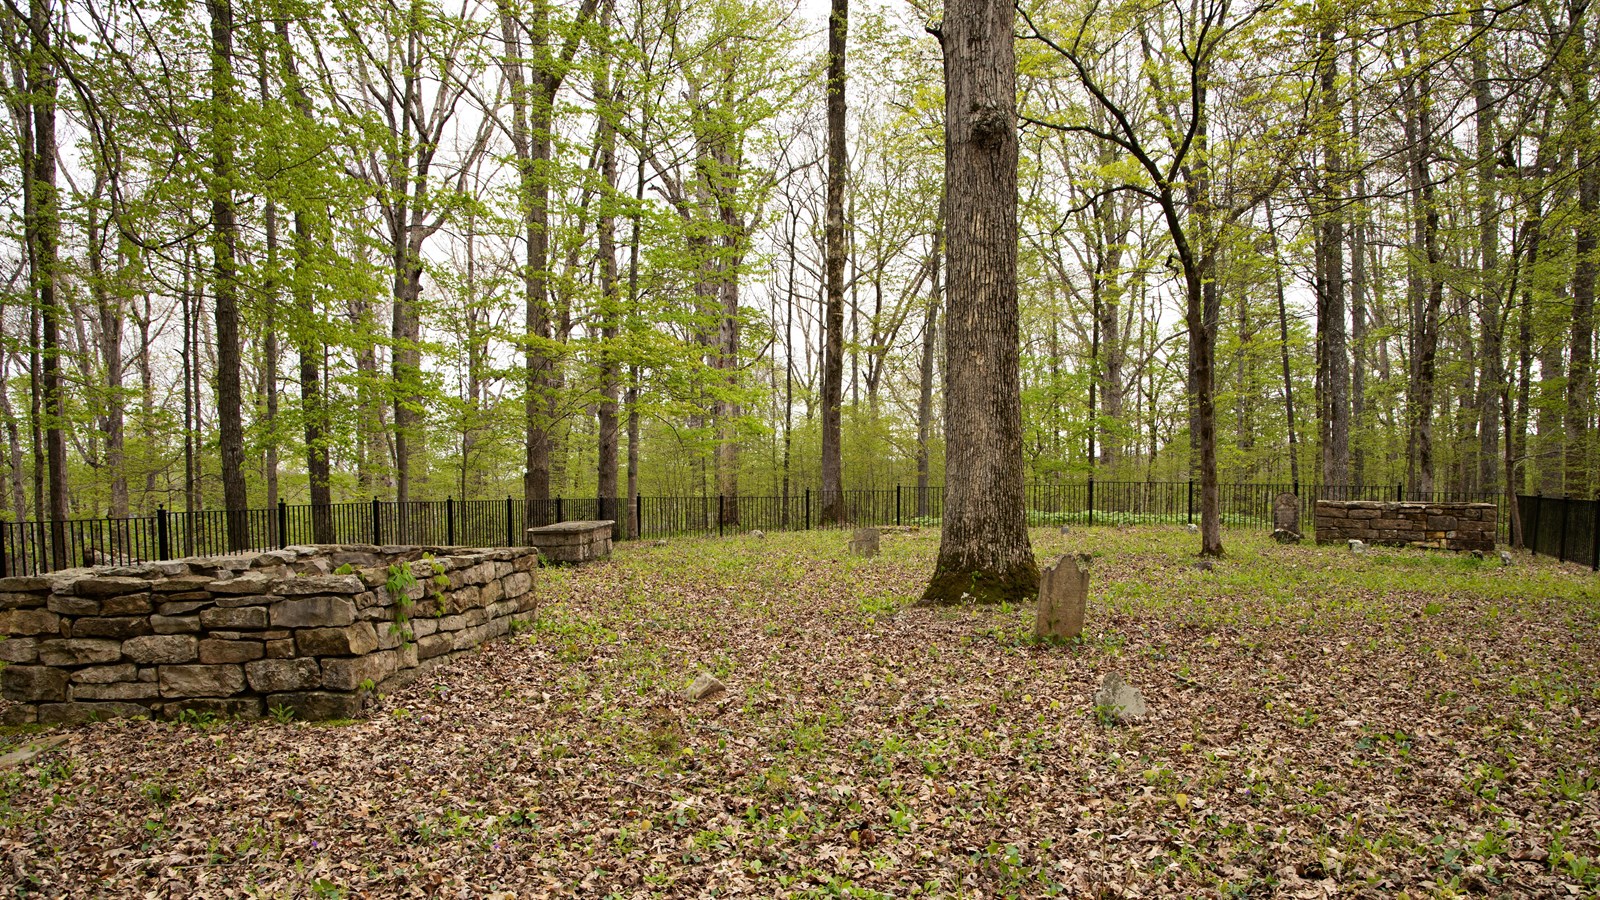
[
  {"xmin": 0, "ymin": 734, "xmax": 68, "ymax": 769},
  {"xmin": 527, "ymin": 520, "xmax": 615, "ymax": 564}
]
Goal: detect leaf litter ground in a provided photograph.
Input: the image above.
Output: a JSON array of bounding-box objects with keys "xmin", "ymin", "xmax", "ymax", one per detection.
[{"xmin": 1, "ymin": 528, "xmax": 1597, "ymax": 898}]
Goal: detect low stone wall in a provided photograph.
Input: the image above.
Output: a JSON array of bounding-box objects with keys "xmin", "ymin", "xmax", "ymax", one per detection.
[
  {"xmin": 1314, "ymin": 501, "xmax": 1496, "ymax": 552},
  {"xmin": 0, "ymin": 544, "xmax": 538, "ymax": 724}
]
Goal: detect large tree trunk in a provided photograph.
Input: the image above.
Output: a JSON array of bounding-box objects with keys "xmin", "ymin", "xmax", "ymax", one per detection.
[
  {"xmin": 1403, "ymin": 57, "xmax": 1442, "ymax": 496},
  {"xmin": 1568, "ymin": 30, "xmax": 1597, "ymax": 498},
  {"xmin": 1314, "ymin": 18, "xmax": 1350, "ymax": 490},
  {"xmin": 922, "ymin": 0, "xmax": 1037, "ymax": 605},
  {"xmin": 819, "ymin": 0, "xmax": 847, "ymax": 524},
  {"xmin": 1472, "ymin": 10, "xmax": 1502, "ymax": 494},
  {"xmin": 595, "ymin": 33, "xmax": 621, "ymax": 529}
]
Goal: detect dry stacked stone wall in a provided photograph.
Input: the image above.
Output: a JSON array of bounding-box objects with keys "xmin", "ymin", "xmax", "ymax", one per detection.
[
  {"xmin": 0, "ymin": 544, "xmax": 538, "ymax": 724},
  {"xmin": 1314, "ymin": 501, "xmax": 1497, "ymax": 552}
]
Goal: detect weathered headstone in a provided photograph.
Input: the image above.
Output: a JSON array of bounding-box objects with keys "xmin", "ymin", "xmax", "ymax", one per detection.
[
  {"xmin": 1034, "ymin": 553, "xmax": 1090, "ymax": 641},
  {"xmin": 1273, "ymin": 492, "xmax": 1301, "ymax": 533},
  {"xmin": 849, "ymin": 528, "xmax": 880, "ymax": 558},
  {"xmin": 749, "ymin": 529, "xmax": 766, "ymax": 540},
  {"xmin": 1185, "ymin": 523, "xmax": 1198, "ymax": 534},
  {"xmin": 1348, "ymin": 539, "xmax": 1367, "ymax": 555},
  {"xmin": 1499, "ymin": 549, "xmax": 1513, "ymax": 567},
  {"xmin": 1092, "ymin": 672, "xmax": 1146, "ymax": 724}
]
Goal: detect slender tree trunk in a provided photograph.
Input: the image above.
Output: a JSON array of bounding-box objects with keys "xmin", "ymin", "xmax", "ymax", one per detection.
[
  {"xmin": 1266, "ymin": 203, "xmax": 1301, "ymax": 492},
  {"xmin": 819, "ymin": 0, "xmax": 847, "ymax": 524},
  {"xmin": 1568, "ymin": 30, "xmax": 1597, "ymax": 498},
  {"xmin": 1473, "ymin": 9, "xmax": 1502, "ymax": 494},
  {"xmin": 1314, "ymin": 17, "xmax": 1349, "ymax": 490},
  {"xmin": 595, "ymin": 32, "xmax": 621, "ymax": 528},
  {"xmin": 922, "ymin": 0, "xmax": 1037, "ymax": 604},
  {"xmin": 26, "ymin": 0, "xmax": 67, "ymax": 561},
  {"xmin": 207, "ymin": 0, "xmax": 249, "ymax": 548},
  {"xmin": 916, "ymin": 212, "xmax": 942, "ymax": 518}
]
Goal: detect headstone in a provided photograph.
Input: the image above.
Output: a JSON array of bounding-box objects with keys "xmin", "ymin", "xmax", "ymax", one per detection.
[
  {"xmin": 1272, "ymin": 528, "xmax": 1301, "ymax": 544},
  {"xmin": 1034, "ymin": 553, "xmax": 1090, "ymax": 641},
  {"xmin": 1092, "ymin": 672, "xmax": 1146, "ymax": 724},
  {"xmin": 685, "ymin": 673, "xmax": 726, "ymax": 701},
  {"xmin": 750, "ymin": 530, "xmax": 765, "ymax": 540},
  {"xmin": 1059, "ymin": 525, "xmax": 1071, "ymax": 535},
  {"xmin": 1273, "ymin": 492, "xmax": 1301, "ymax": 534},
  {"xmin": 1348, "ymin": 539, "xmax": 1367, "ymax": 555},
  {"xmin": 849, "ymin": 528, "xmax": 880, "ymax": 558},
  {"xmin": 1499, "ymin": 550, "xmax": 1513, "ymax": 567},
  {"xmin": 1185, "ymin": 523, "xmax": 1198, "ymax": 534}
]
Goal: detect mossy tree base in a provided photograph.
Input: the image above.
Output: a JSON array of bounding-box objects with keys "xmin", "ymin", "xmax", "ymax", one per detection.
[{"xmin": 919, "ymin": 559, "xmax": 1040, "ymax": 606}]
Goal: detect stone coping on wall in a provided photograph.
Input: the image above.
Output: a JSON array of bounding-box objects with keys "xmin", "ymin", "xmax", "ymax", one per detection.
[
  {"xmin": 1314, "ymin": 500, "xmax": 1496, "ymax": 552},
  {"xmin": 0, "ymin": 543, "xmax": 538, "ymax": 725}
]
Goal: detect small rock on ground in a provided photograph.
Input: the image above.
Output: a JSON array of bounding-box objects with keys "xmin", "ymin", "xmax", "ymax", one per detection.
[
  {"xmin": 685, "ymin": 673, "xmax": 726, "ymax": 701},
  {"xmin": 1349, "ymin": 539, "xmax": 1367, "ymax": 555},
  {"xmin": 1092, "ymin": 672, "xmax": 1146, "ymax": 724}
]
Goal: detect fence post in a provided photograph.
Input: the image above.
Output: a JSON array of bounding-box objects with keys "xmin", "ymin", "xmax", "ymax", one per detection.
[
  {"xmin": 0, "ymin": 523, "xmax": 6, "ymax": 578},
  {"xmin": 718, "ymin": 495, "xmax": 725, "ymax": 537},
  {"xmin": 1088, "ymin": 477, "xmax": 1096, "ymax": 526},
  {"xmin": 1396, "ymin": 482, "xmax": 1404, "ymax": 502},
  {"xmin": 371, "ymin": 497, "xmax": 382, "ymax": 545},
  {"xmin": 635, "ymin": 494, "xmax": 643, "ymax": 540},
  {"xmin": 556, "ymin": 496, "xmax": 564, "ymax": 524},
  {"xmin": 896, "ymin": 485, "xmax": 902, "ymax": 526},
  {"xmin": 506, "ymin": 496, "xmax": 516, "ymax": 547},
  {"xmin": 1558, "ymin": 497, "xmax": 1570, "ymax": 562},
  {"xmin": 157, "ymin": 505, "xmax": 171, "ymax": 561},
  {"xmin": 1530, "ymin": 494, "xmax": 1543, "ymax": 557},
  {"xmin": 1591, "ymin": 498, "xmax": 1600, "ymax": 571},
  {"xmin": 446, "ymin": 496, "xmax": 455, "ymax": 546},
  {"xmin": 277, "ymin": 499, "xmax": 288, "ymax": 550},
  {"xmin": 1185, "ymin": 479, "xmax": 1193, "ymax": 525}
]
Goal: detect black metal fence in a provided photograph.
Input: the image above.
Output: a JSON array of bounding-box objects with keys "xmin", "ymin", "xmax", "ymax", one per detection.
[
  {"xmin": 1517, "ymin": 494, "xmax": 1600, "ymax": 570},
  {"xmin": 0, "ymin": 481, "xmax": 1508, "ymax": 578}
]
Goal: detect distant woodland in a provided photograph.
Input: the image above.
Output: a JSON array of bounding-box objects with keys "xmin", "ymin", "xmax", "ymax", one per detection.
[{"xmin": 0, "ymin": 0, "xmax": 1595, "ymax": 524}]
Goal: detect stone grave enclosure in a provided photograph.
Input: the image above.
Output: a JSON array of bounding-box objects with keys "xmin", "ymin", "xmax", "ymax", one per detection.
[
  {"xmin": 1314, "ymin": 501, "xmax": 1496, "ymax": 552},
  {"xmin": 526, "ymin": 520, "xmax": 615, "ymax": 564},
  {"xmin": 0, "ymin": 543, "xmax": 539, "ymax": 724}
]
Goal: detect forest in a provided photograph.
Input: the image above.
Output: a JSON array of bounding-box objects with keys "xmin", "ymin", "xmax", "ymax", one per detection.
[{"xmin": 0, "ymin": 0, "xmax": 1595, "ymax": 531}]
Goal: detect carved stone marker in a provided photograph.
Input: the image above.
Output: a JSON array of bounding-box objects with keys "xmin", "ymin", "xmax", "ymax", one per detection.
[
  {"xmin": 1035, "ymin": 553, "xmax": 1090, "ymax": 641},
  {"xmin": 1273, "ymin": 492, "xmax": 1302, "ymax": 540},
  {"xmin": 526, "ymin": 520, "xmax": 615, "ymax": 564},
  {"xmin": 849, "ymin": 528, "xmax": 880, "ymax": 558}
]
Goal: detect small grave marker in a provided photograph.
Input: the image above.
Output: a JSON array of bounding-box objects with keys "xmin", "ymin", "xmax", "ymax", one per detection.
[
  {"xmin": 1035, "ymin": 553, "xmax": 1090, "ymax": 641},
  {"xmin": 849, "ymin": 528, "xmax": 880, "ymax": 558}
]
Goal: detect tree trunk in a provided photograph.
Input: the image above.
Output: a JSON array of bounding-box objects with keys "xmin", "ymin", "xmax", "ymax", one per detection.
[
  {"xmin": 1568, "ymin": 30, "xmax": 1597, "ymax": 498},
  {"xmin": 916, "ymin": 211, "xmax": 942, "ymax": 518},
  {"xmin": 819, "ymin": 0, "xmax": 848, "ymax": 524},
  {"xmin": 1266, "ymin": 203, "xmax": 1301, "ymax": 492},
  {"xmin": 1472, "ymin": 9, "xmax": 1502, "ymax": 494},
  {"xmin": 208, "ymin": 0, "xmax": 249, "ymax": 549},
  {"xmin": 26, "ymin": 0, "xmax": 67, "ymax": 561},
  {"xmin": 922, "ymin": 0, "xmax": 1037, "ymax": 604},
  {"xmin": 1314, "ymin": 18, "xmax": 1349, "ymax": 490},
  {"xmin": 595, "ymin": 29, "xmax": 620, "ymax": 529}
]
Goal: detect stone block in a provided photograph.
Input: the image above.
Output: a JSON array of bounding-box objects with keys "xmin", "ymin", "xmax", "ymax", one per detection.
[
  {"xmin": 321, "ymin": 651, "xmax": 397, "ymax": 691},
  {"xmin": 123, "ymin": 634, "xmax": 199, "ymax": 664},
  {"xmin": 200, "ymin": 606, "xmax": 269, "ymax": 630},
  {"xmin": 159, "ymin": 664, "xmax": 246, "ymax": 698},
  {"xmin": 37, "ymin": 701, "xmax": 148, "ymax": 724},
  {"xmin": 0, "ymin": 576, "xmax": 51, "ymax": 593},
  {"xmin": 72, "ymin": 681, "xmax": 159, "ymax": 701},
  {"xmin": 152, "ymin": 575, "xmax": 213, "ymax": 594},
  {"xmin": 246, "ymin": 658, "xmax": 322, "ymax": 693},
  {"xmin": 266, "ymin": 691, "xmax": 364, "ymax": 721},
  {"xmin": 47, "ymin": 595, "xmax": 100, "ymax": 616},
  {"xmin": 416, "ymin": 632, "xmax": 452, "ymax": 660},
  {"xmin": 164, "ymin": 697, "xmax": 263, "ymax": 719},
  {"xmin": 70, "ymin": 663, "xmax": 137, "ymax": 684},
  {"xmin": 278, "ymin": 575, "xmax": 364, "ymax": 596},
  {"xmin": 265, "ymin": 639, "xmax": 294, "ymax": 659},
  {"xmin": 213, "ymin": 593, "xmax": 274, "ymax": 609},
  {"xmin": 38, "ymin": 639, "xmax": 122, "ymax": 666},
  {"xmin": 100, "ymin": 593, "xmax": 153, "ymax": 616},
  {"xmin": 151, "ymin": 615, "xmax": 201, "ymax": 634},
  {"xmin": 0, "ymin": 636, "xmax": 38, "ymax": 663},
  {"xmin": 207, "ymin": 573, "xmax": 279, "ymax": 595},
  {"xmin": 71, "ymin": 616, "xmax": 153, "ymax": 640},
  {"xmin": 2, "ymin": 666, "xmax": 67, "ymax": 701},
  {"xmin": 156, "ymin": 600, "xmax": 209, "ymax": 616},
  {"xmin": 71, "ymin": 576, "xmax": 152, "ymax": 597},
  {"xmin": 199, "ymin": 639, "xmax": 265, "ymax": 665},
  {"xmin": 503, "ymin": 572, "xmax": 532, "ymax": 598},
  {"xmin": 296, "ymin": 622, "xmax": 379, "ymax": 657},
  {"xmin": 271, "ymin": 596, "xmax": 356, "ymax": 628},
  {"xmin": 0, "ymin": 608, "xmax": 61, "ymax": 636}
]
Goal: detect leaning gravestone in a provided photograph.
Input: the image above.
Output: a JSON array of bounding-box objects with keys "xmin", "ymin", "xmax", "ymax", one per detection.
[
  {"xmin": 1035, "ymin": 553, "xmax": 1090, "ymax": 641},
  {"xmin": 1272, "ymin": 492, "xmax": 1302, "ymax": 543},
  {"xmin": 849, "ymin": 527, "xmax": 880, "ymax": 558}
]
